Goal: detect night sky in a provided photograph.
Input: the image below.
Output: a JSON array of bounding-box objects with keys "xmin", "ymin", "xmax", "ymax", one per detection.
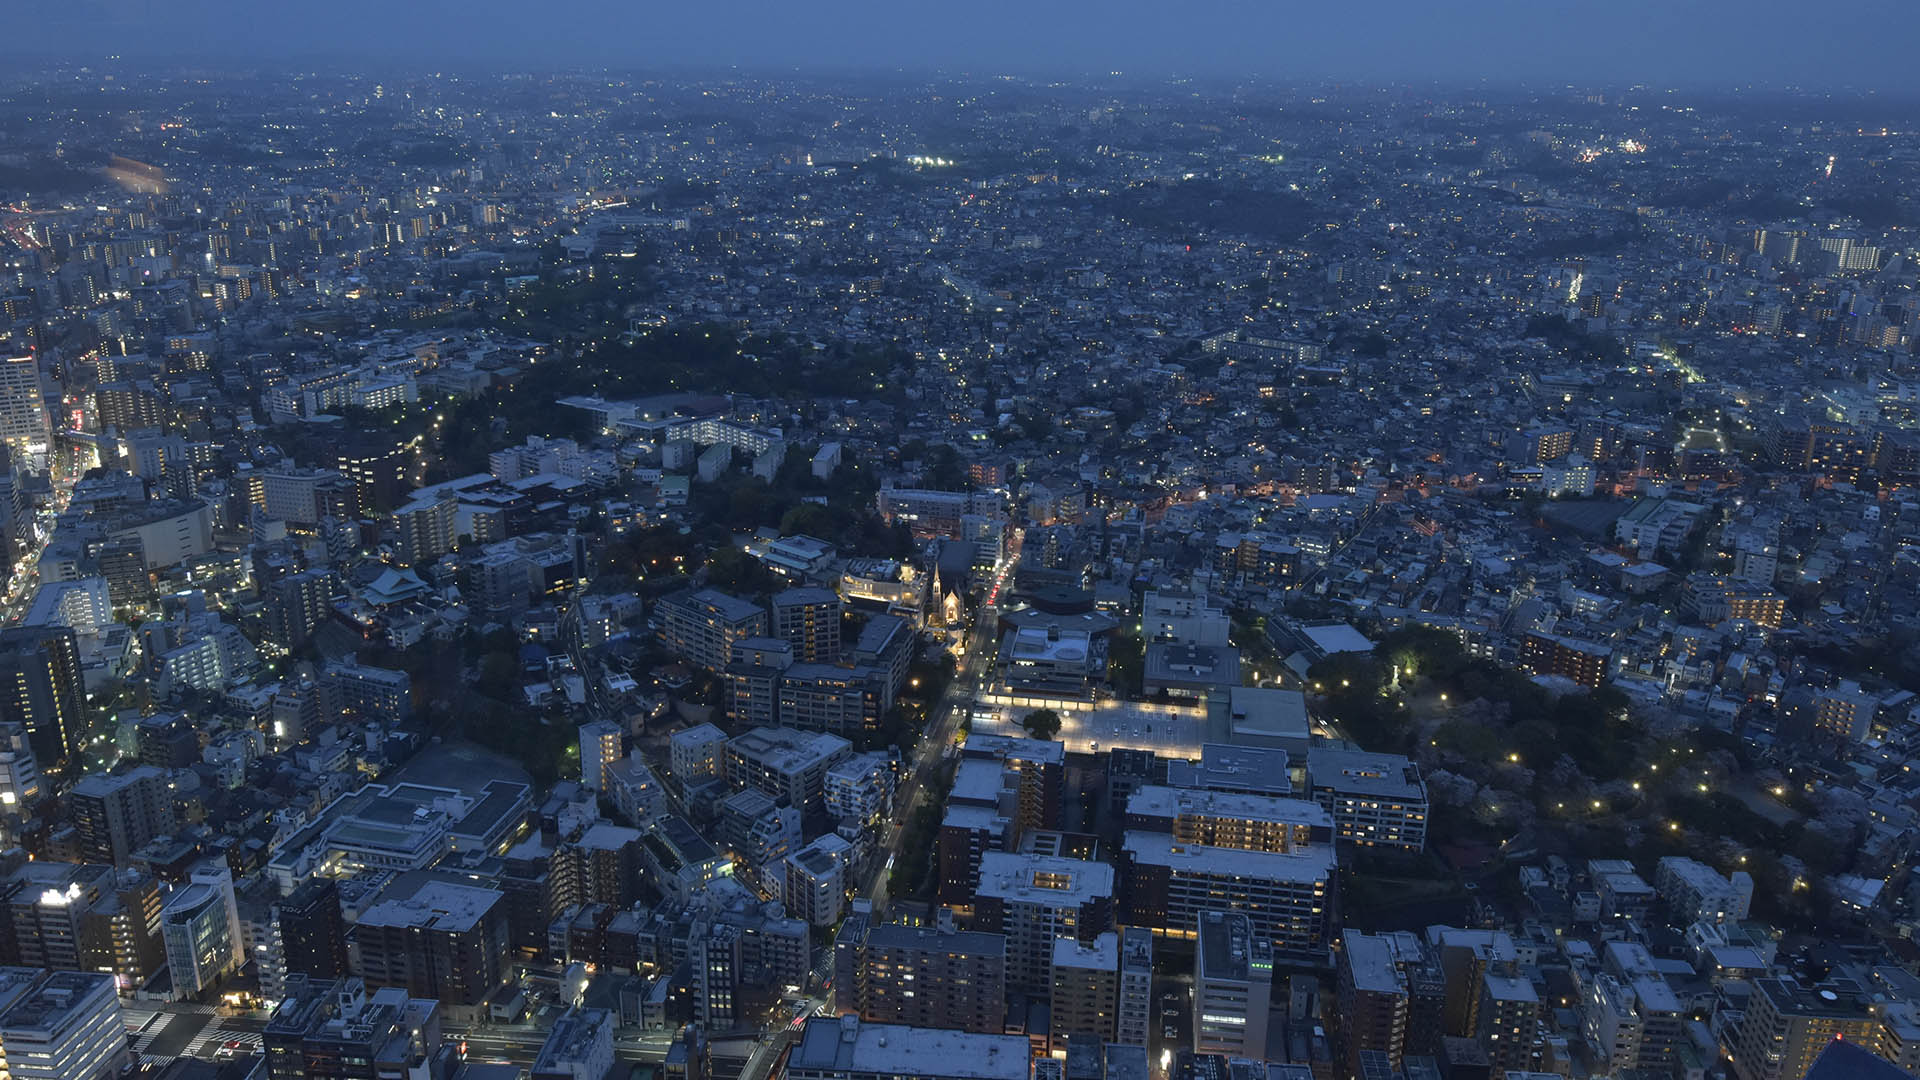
[{"xmin": 12, "ymin": 0, "xmax": 1920, "ymax": 91}]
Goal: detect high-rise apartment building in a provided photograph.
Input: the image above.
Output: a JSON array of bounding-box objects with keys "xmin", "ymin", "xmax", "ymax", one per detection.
[
  {"xmin": 771, "ymin": 587, "xmax": 842, "ymax": 663},
  {"xmin": 1338, "ymin": 931, "xmax": 1412, "ymax": 1077},
  {"xmin": 1050, "ymin": 932, "xmax": 1120, "ymax": 1046},
  {"xmin": 0, "ymin": 357, "xmax": 48, "ymax": 466},
  {"xmin": 351, "ymin": 882, "xmax": 508, "ymax": 1015},
  {"xmin": 1119, "ymin": 831, "xmax": 1332, "ymax": 961},
  {"xmin": 578, "ymin": 719, "xmax": 623, "ymax": 792},
  {"xmin": 656, "ymin": 588, "xmax": 768, "ymax": 672},
  {"xmin": 1731, "ymin": 978, "xmax": 1880, "ymax": 1080},
  {"xmin": 848, "ymin": 921, "xmax": 1008, "ymax": 1034},
  {"xmin": 972, "ymin": 852, "xmax": 1114, "ymax": 994},
  {"xmin": 0, "ymin": 626, "xmax": 87, "ymax": 769},
  {"xmin": 68, "ymin": 765, "xmax": 175, "ymax": 866},
  {"xmin": 0, "ymin": 862, "xmax": 164, "ymax": 983}
]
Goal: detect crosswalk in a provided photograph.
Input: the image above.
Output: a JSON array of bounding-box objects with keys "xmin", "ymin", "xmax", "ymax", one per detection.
[
  {"xmin": 184, "ymin": 1031, "xmax": 264, "ymax": 1059},
  {"xmin": 123, "ymin": 1025, "xmax": 264, "ymax": 1066}
]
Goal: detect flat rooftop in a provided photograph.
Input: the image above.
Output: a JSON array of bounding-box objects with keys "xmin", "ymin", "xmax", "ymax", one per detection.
[
  {"xmin": 357, "ymin": 880, "xmax": 500, "ymax": 933},
  {"xmin": 1228, "ymin": 686, "xmax": 1310, "ymax": 740},
  {"xmin": 968, "ymin": 698, "xmax": 1209, "ymax": 757},
  {"xmin": 1198, "ymin": 911, "xmax": 1272, "ymax": 981},
  {"xmin": 1052, "ymin": 932, "xmax": 1118, "ymax": 972},
  {"xmin": 976, "ymin": 851, "xmax": 1115, "ymax": 906},
  {"xmin": 0, "ymin": 971, "xmax": 114, "ymax": 1033},
  {"xmin": 729, "ymin": 727, "xmax": 851, "ymax": 771},
  {"xmin": 790, "ymin": 1018, "xmax": 1030, "ymax": 1080},
  {"xmin": 1127, "ymin": 784, "xmax": 1330, "ymax": 830},
  {"xmin": 863, "ymin": 923, "xmax": 1005, "ymax": 958},
  {"xmin": 1307, "ymin": 749, "xmax": 1426, "ymax": 801},
  {"xmin": 1341, "ymin": 931, "xmax": 1405, "ymax": 995},
  {"xmin": 1300, "ymin": 623, "xmax": 1374, "ymax": 656},
  {"xmin": 1143, "ymin": 642, "xmax": 1241, "ymax": 686},
  {"xmin": 1121, "ymin": 830, "xmax": 1334, "ymax": 882}
]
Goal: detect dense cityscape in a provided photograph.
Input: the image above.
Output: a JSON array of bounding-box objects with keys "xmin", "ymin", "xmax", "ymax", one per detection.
[{"xmin": 0, "ymin": 58, "xmax": 1914, "ymax": 1080}]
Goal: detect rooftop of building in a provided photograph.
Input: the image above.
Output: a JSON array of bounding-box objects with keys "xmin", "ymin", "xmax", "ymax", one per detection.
[
  {"xmin": 356, "ymin": 880, "xmax": 499, "ymax": 933},
  {"xmin": 1052, "ymin": 931, "xmax": 1118, "ymax": 972},
  {"xmin": 1120, "ymin": 830, "xmax": 1334, "ymax": 881},
  {"xmin": 1306, "ymin": 748, "xmax": 1427, "ymax": 800},
  {"xmin": 772, "ymin": 585, "xmax": 839, "ymax": 606},
  {"xmin": 1342, "ymin": 930, "xmax": 1407, "ymax": 995},
  {"xmin": 862, "ymin": 921, "xmax": 1006, "ymax": 957},
  {"xmin": 0, "ymin": 970, "xmax": 114, "ymax": 1033},
  {"xmin": 1198, "ymin": 910, "xmax": 1273, "ymax": 981},
  {"xmin": 790, "ymin": 1018, "xmax": 1031, "ymax": 1080},
  {"xmin": 1142, "ymin": 642, "xmax": 1241, "ymax": 685},
  {"xmin": 532, "ymin": 1008, "xmax": 612, "ymax": 1073},
  {"xmin": 976, "ymin": 851, "xmax": 1115, "ymax": 906},
  {"xmin": 728, "ymin": 726, "xmax": 851, "ymax": 770},
  {"xmin": 1126, "ymin": 785, "xmax": 1331, "ymax": 830}
]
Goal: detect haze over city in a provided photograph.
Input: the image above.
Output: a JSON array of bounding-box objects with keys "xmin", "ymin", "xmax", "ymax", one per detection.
[{"xmin": 0, "ymin": 7, "xmax": 1916, "ymax": 1080}]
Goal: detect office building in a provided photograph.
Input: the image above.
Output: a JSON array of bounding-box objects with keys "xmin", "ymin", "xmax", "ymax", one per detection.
[
  {"xmin": 264, "ymin": 976, "xmax": 443, "ymax": 1080},
  {"xmin": 531, "ymin": 1007, "xmax": 614, "ymax": 1080},
  {"xmin": 160, "ymin": 863, "xmax": 244, "ymax": 998},
  {"xmin": 1193, "ymin": 912, "xmax": 1272, "ymax": 1058},
  {"xmin": 0, "ymin": 725, "xmax": 41, "ymax": 815},
  {"xmin": 0, "ymin": 972, "xmax": 125, "ymax": 1080},
  {"xmin": 1115, "ymin": 928, "xmax": 1153, "ymax": 1048},
  {"xmin": 68, "ymin": 765, "xmax": 175, "ymax": 866},
  {"xmin": 0, "ymin": 357, "xmax": 48, "ymax": 465},
  {"xmin": 973, "ymin": 852, "xmax": 1114, "ymax": 993}
]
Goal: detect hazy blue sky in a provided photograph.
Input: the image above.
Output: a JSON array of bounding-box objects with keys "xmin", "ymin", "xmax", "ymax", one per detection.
[{"xmin": 18, "ymin": 0, "xmax": 1920, "ymax": 91}]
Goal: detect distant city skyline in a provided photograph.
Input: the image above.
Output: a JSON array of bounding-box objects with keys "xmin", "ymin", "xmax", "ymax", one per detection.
[{"xmin": 11, "ymin": 0, "xmax": 1920, "ymax": 93}]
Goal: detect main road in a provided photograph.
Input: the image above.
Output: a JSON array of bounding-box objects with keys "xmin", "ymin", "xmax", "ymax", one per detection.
[{"xmin": 857, "ymin": 534, "xmax": 1019, "ymax": 914}]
